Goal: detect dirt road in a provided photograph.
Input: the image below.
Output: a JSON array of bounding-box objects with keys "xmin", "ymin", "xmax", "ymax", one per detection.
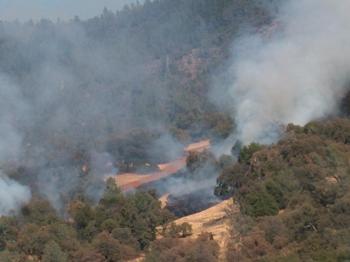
[{"xmin": 115, "ymin": 139, "xmax": 210, "ymax": 191}]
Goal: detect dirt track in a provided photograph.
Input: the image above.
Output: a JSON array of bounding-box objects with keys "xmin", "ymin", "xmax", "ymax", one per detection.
[{"xmin": 115, "ymin": 139, "xmax": 210, "ymax": 191}]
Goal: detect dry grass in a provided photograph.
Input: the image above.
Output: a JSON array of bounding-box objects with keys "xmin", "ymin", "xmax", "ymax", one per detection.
[{"xmin": 171, "ymin": 199, "xmax": 238, "ymax": 260}]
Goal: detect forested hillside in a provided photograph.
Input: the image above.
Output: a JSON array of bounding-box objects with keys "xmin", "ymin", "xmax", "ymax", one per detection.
[
  {"xmin": 0, "ymin": 0, "xmax": 277, "ymax": 213},
  {"xmin": 0, "ymin": 179, "xmax": 174, "ymax": 261},
  {"xmin": 216, "ymin": 119, "xmax": 350, "ymax": 261},
  {"xmin": 1, "ymin": 0, "xmax": 350, "ymax": 261},
  {"xmin": 0, "ymin": 0, "xmax": 276, "ymax": 261},
  {"xmin": 0, "ymin": 0, "xmax": 274, "ymax": 146},
  {"xmin": 0, "ymin": 0, "xmax": 276, "ymax": 182}
]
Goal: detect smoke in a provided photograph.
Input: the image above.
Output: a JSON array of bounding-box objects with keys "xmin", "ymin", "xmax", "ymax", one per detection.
[
  {"xmin": 0, "ymin": 75, "xmax": 31, "ymax": 215},
  {"xmin": 148, "ymin": 133, "xmax": 184, "ymax": 163},
  {"xmin": 160, "ymin": 165, "xmax": 218, "ymax": 198},
  {"xmin": 212, "ymin": 0, "xmax": 350, "ymax": 145},
  {"xmin": 37, "ymin": 166, "xmax": 81, "ymax": 213},
  {"xmin": 0, "ymin": 173, "xmax": 31, "ymax": 216},
  {"xmin": 0, "ymin": 75, "xmax": 28, "ymax": 162},
  {"xmin": 85, "ymin": 151, "xmax": 119, "ymax": 202},
  {"xmin": 0, "ymin": 12, "xmax": 177, "ymax": 212},
  {"xmin": 154, "ymin": 161, "xmax": 220, "ymax": 216},
  {"xmin": 151, "ymin": 153, "xmax": 220, "ymax": 212}
]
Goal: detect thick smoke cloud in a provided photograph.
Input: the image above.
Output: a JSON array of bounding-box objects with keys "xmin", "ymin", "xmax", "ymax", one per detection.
[
  {"xmin": 0, "ymin": 12, "xmax": 176, "ymax": 212},
  {"xmin": 213, "ymin": 0, "xmax": 350, "ymax": 144}
]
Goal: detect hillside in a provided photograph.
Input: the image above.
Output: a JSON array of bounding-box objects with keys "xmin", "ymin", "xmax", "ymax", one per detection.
[
  {"xmin": 114, "ymin": 140, "xmax": 210, "ymax": 191},
  {"xmin": 0, "ymin": 0, "xmax": 273, "ymax": 212},
  {"xmin": 1, "ymin": 0, "xmax": 350, "ymax": 261},
  {"xmin": 216, "ymin": 118, "xmax": 350, "ymax": 261},
  {"xmin": 0, "ymin": 0, "xmax": 262, "ymax": 258},
  {"xmin": 173, "ymin": 199, "xmax": 236, "ymax": 258}
]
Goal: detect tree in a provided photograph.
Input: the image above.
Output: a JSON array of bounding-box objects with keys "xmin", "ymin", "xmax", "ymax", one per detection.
[
  {"xmin": 162, "ymin": 222, "xmax": 193, "ymax": 238},
  {"xmin": 99, "ymin": 178, "xmax": 124, "ymax": 208},
  {"xmin": 42, "ymin": 241, "xmax": 68, "ymax": 262},
  {"xmin": 111, "ymin": 228, "xmax": 139, "ymax": 249},
  {"xmin": 21, "ymin": 199, "xmax": 58, "ymax": 226},
  {"xmin": 0, "ymin": 217, "xmax": 18, "ymax": 251},
  {"xmin": 17, "ymin": 224, "xmax": 51, "ymax": 257},
  {"xmin": 68, "ymin": 200, "xmax": 95, "ymax": 233},
  {"xmin": 241, "ymin": 189, "xmax": 279, "ymax": 217},
  {"xmin": 92, "ymin": 232, "xmax": 138, "ymax": 262},
  {"xmin": 239, "ymin": 143, "xmax": 263, "ymax": 164}
]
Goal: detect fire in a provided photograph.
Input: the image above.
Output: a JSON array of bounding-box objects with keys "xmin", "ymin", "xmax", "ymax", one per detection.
[{"xmin": 81, "ymin": 164, "xmax": 89, "ymax": 174}]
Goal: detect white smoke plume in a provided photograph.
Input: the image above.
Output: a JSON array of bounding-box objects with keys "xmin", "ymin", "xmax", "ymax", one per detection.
[
  {"xmin": 213, "ymin": 0, "xmax": 350, "ymax": 144},
  {"xmin": 0, "ymin": 173, "xmax": 31, "ymax": 216}
]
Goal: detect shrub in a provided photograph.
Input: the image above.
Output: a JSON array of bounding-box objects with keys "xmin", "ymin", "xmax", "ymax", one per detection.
[
  {"xmin": 241, "ymin": 190, "xmax": 279, "ymax": 217},
  {"xmin": 162, "ymin": 222, "xmax": 193, "ymax": 238},
  {"xmin": 92, "ymin": 232, "xmax": 138, "ymax": 262},
  {"xmin": 239, "ymin": 143, "xmax": 263, "ymax": 164},
  {"xmin": 145, "ymin": 233, "xmax": 219, "ymax": 262},
  {"xmin": 42, "ymin": 240, "xmax": 68, "ymax": 262}
]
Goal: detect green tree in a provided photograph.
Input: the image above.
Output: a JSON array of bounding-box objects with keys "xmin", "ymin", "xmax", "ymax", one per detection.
[
  {"xmin": 242, "ymin": 190, "xmax": 279, "ymax": 217},
  {"xmin": 21, "ymin": 199, "xmax": 58, "ymax": 226},
  {"xmin": 92, "ymin": 232, "xmax": 138, "ymax": 262},
  {"xmin": 239, "ymin": 143, "xmax": 263, "ymax": 164},
  {"xmin": 17, "ymin": 224, "xmax": 51, "ymax": 256},
  {"xmin": 42, "ymin": 241, "xmax": 68, "ymax": 262}
]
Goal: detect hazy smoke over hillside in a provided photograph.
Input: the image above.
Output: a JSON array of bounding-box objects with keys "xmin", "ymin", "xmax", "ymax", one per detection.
[
  {"xmin": 0, "ymin": 16, "xmax": 173, "ymax": 213},
  {"xmin": 0, "ymin": 75, "xmax": 31, "ymax": 215},
  {"xmin": 213, "ymin": 0, "xmax": 350, "ymax": 144}
]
